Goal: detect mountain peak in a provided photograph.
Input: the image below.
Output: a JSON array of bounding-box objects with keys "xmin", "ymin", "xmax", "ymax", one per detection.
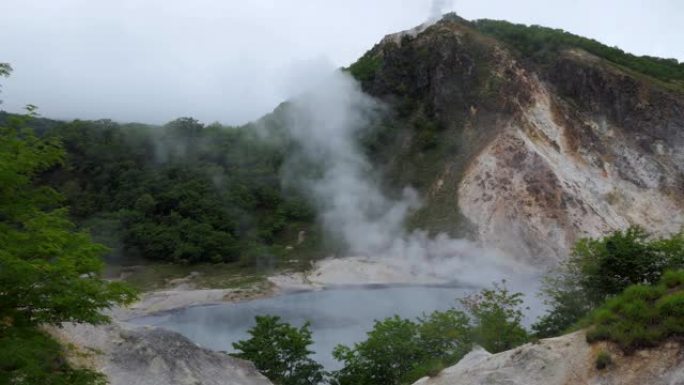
[{"xmin": 348, "ymin": 16, "xmax": 684, "ymax": 263}]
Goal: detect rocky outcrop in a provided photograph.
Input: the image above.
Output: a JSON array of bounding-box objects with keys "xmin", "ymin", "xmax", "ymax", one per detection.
[
  {"xmin": 50, "ymin": 322, "xmax": 273, "ymax": 385},
  {"xmin": 358, "ymin": 18, "xmax": 684, "ymax": 264},
  {"xmin": 458, "ymin": 64, "xmax": 684, "ymax": 262},
  {"xmin": 412, "ymin": 331, "xmax": 684, "ymax": 385}
]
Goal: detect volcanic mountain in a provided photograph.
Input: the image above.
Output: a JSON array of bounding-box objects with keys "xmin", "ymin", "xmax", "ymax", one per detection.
[{"xmin": 345, "ymin": 14, "xmax": 684, "ymax": 264}]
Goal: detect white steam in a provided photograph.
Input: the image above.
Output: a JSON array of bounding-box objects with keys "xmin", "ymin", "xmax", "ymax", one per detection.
[
  {"xmin": 283, "ymin": 69, "xmax": 418, "ymax": 256},
  {"xmin": 429, "ymin": 0, "xmax": 454, "ymax": 22},
  {"xmin": 277, "ymin": 63, "xmax": 538, "ymax": 291}
]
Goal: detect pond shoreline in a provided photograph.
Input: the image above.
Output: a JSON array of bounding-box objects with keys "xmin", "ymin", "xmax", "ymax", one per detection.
[{"xmin": 115, "ymin": 256, "xmax": 464, "ymax": 321}]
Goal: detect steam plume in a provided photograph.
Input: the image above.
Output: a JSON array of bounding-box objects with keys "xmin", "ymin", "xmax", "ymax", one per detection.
[
  {"xmin": 429, "ymin": 0, "xmax": 454, "ymax": 22},
  {"xmin": 275, "ymin": 62, "xmax": 537, "ymax": 290}
]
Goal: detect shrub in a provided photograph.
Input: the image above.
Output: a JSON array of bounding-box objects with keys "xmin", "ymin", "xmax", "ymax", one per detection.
[
  {"xmin": 584, "ymin": 270, "xmax": 684, "ymax": 353},
  {"xmin": 533, "ymin": 227, "xmax": 684, "ymax": 338},
  {"xmin": 595, "ymin": 350, "xmax": 613, "ymax": 370},
  {"xmin": 232, "ymin": 315, "xmax": 324, "ymax": 385},
  {"xmin": 460, "ymin": 281, "xmax": 529, "ymax": 353},
  {"xmin": 332, "ymin": 316, "xmax": 423, "ymax": 385},
  {"xmin": 332, "ymin": 283, "xmax": 529, "ymax": 384}
]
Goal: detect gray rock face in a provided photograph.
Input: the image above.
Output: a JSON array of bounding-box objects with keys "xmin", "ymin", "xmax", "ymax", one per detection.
[
  {"xmin": 413, "ymin": 331, "xmax": 684, "ymax": 385},
  {"xmin": 357, "ymin": 18, "xmax": 684, "ymax": 264},
  {"xmin": 50, "ymin": 322, "xmax": 273, "ymax": 385}
]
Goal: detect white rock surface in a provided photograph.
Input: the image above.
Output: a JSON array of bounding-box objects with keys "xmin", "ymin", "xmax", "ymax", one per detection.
[
  {"xmin": 413, "ymin": 331, "xmax": 684, "ymax": 385},
  {"xmin": 458, "ymin": 73, "xmax": 684, "ymax": 264},
  {"xmin": 51, "ymin": 322, "xmax": 273, "ymax": 385}
]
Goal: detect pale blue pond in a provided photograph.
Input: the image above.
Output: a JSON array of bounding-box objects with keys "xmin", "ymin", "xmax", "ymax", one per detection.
[{"xmin": 131, "ymin": 285, "xmax": 473, "ymax": 369}]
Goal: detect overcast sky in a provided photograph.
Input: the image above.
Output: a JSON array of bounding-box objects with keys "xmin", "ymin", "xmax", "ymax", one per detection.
[{"xmin": 1, "ymin": 0, "xmax": 682, "ymax": 125}]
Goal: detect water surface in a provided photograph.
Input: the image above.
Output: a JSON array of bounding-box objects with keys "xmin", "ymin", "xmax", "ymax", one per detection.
[{"xmin": 132, "ymin": 285, "xmax": 472, "ymax": 369}]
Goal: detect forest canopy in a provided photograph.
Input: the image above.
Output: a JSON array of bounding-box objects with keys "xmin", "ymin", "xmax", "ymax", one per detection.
[
  {"xmin": 0, "ymin": 112, "xmax": 324, "ymax": 265},
  {"xmin": 471, "ymin": 18, "xmax": 684, "ymax": 85}
]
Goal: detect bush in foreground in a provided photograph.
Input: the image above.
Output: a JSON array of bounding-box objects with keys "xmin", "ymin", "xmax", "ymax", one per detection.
[
  {"xmin": 232, "ymin": 315, "xmax": 324, "ymax": 385},
  {"xmin": 595, "ymin": 350, "xmax": 613, "ymax": 370},
  {"xmin": 533, "ymin": 227, "xmax": 684, "ymax": 338},
  {"xmin": 0, "ymin": 97, "xmax": 137, "ymax": 383},
  {"xmin": 584, "ymin": 270, "xmax": 684, "ymax": 353},
  {"xmin": 332, "ymin": 282, "xmax": 526, "ymax": 385}
]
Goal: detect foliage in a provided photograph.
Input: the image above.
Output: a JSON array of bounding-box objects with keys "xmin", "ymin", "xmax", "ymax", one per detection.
[
  {"xmin": 0, "ymin": 118, "xmax": 137, "ymax": 327},
  {"xmin": 332, "ymin": 316, "xmax": 423, "ymax": 385},
  {"xmin": 232, "ymin": 315, "xmax": 324, "ymax": 385},
  {"xmin": 415, "ymin": 309, "xmax": 472, "ymax": 360},
  {"xmin": 34, "ymin": 116, "xmax": 319, "ymax": 264},
  {"xmin": 347, "ymin": 52, "xmax": 382, "ymax": 83},
  {"xmin": 0, "ymin": 63, "xmax": 11, "ymax": 104},
  {"xmin": 575, "ymin": 226, "xmax": 681, "ymax": 302},
  {"xmin": 583, "ymin": 270, "xmax": 684, "ymax": 353},
  {"xmin": 0, "ymin": 63, "xmax": 11, "ymax": 77},
  {"xmin": 460, "ymin": 281, "xmax": 529, "ymax": 353},
  {"xmin": 533, "ymin": 227, "xmax": 684, "ymax": 338},
  {"xmin": 0, "ymin": 112, "xmax": 136, "ymax": 383},
  {"xmin": 0, "ymin": 327, "xmax": 107, "ymax": 385},
  {"xmin": 333, "ymin": 284, "xmax": 526, "ymax": 385},
  {"xmin": 531, "ymin": 276, "xmax": 592, "ymax": 338},
  {"xmin": 595, "ymin": 350, "xmax": 613, "ymax": 370},
  {"xmin": 472, "ymin": 19, "xmax": 684, "ymax": 85}
]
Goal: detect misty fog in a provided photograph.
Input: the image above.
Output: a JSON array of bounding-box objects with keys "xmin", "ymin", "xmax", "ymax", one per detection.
[{"xmin": 1, "ymin": 0, "xmax": 682, "ymax": 125}]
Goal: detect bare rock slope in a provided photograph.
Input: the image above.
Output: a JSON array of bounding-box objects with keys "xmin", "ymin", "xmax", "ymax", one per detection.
[
  {"xmin": 51, "ymin": 322, "xmax": 273, "ymax": 385},
  {"xmin": 413, "ymin": 332, "xmax": 684, "ymax": 385},
  {"xmin": 357, "ymin": 17, "xmax": 684, "ymax": 264}
]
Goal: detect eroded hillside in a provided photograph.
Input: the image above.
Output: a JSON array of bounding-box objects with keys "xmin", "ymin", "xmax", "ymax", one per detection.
[{"xmin": 352, "ymin": 16, "xmax": 684, "ymax": 263}]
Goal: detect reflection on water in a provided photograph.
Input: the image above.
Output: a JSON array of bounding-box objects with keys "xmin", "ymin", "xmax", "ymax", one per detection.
[{"xmin": 131, "ymin": 285, "xmax": 472, "ymax": 369}]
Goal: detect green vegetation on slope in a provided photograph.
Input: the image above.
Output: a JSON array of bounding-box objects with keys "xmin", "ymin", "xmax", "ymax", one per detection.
[
  {"xmin": 7, "ymin": 115, "xmax": 324, "ymax": 266},
  {"xmin": 0, "ymin": 111, "xmax": 136, "ymax": 384},
  {"xmin": 584, "ymin": 270, "xmax": 684, "ymax": 352},
  {"xmin": 533, "ymin": 227, "xmax": 684, "ymax": 338},
  {"xmin": 348, "ymin": 24, "xmax": 504, "ymax": 238},
  {"xmin": 472, "ymin": 19, "xmax": 684, "ymax": 85},
  {"xmin": 347, "ymin": 52, "xmax": 382, "ymax": 83}
]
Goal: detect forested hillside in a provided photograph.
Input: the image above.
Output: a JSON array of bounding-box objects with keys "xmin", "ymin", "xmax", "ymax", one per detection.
[
  {"xmin": 0, "ymin": 112, "xmax": 322, "ymax": 266},
  {"xmin": 471, "ymin": 19, "xmax": 684, "ymax": 86},
  {"xmin": 4, "ymin": 13, "xmax": 684, "ymax": 266}
]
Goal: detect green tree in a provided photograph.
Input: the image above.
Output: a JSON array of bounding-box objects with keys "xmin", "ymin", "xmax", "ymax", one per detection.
[
  {"xmin": 332, "ymin": 310, "xmax": 472, "ymax": 385},
  {"xmin": 38, "ymin": 115, "xmax": 321, "ymax": 266},
  {"xmin": 575, "ymin": 227, "xmax": 673, "ymax": 302},
  {"xmin": 533, "ymin": 227, "xmax": 684, "ymax": 338},
  {"xmin": 333, "ymin": 316, "xmax": 421, "ymax": 385},
  {"xmin": 531, "ymin": 272, "xmax": 592, "ymax": 338},
  {"xmin": 460, "ymin": 281, "xmax": 528, "ymax": 353},
  {"xmin": 416, "ymin": 309, "xmax": 471, "ymax": 361},
  {"xmin": 232, "ymin": 315, "xmax": 324, "ymax": 385},
  {"xmin": 0, "ymin": 111, "xmax": 137, "ymax": 384},
  {"xmin": 0, "ymin": 63, "xmax": 12, "ymax": 106},
  {"xmin": 0, "ymin": 63, "xmax": 10, "ymax": 77}
]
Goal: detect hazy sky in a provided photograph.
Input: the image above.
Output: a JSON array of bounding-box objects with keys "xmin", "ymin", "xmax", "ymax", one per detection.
[{"xmin": 1, "ymin": 0, "xmax": 682, "ymax": 125}]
